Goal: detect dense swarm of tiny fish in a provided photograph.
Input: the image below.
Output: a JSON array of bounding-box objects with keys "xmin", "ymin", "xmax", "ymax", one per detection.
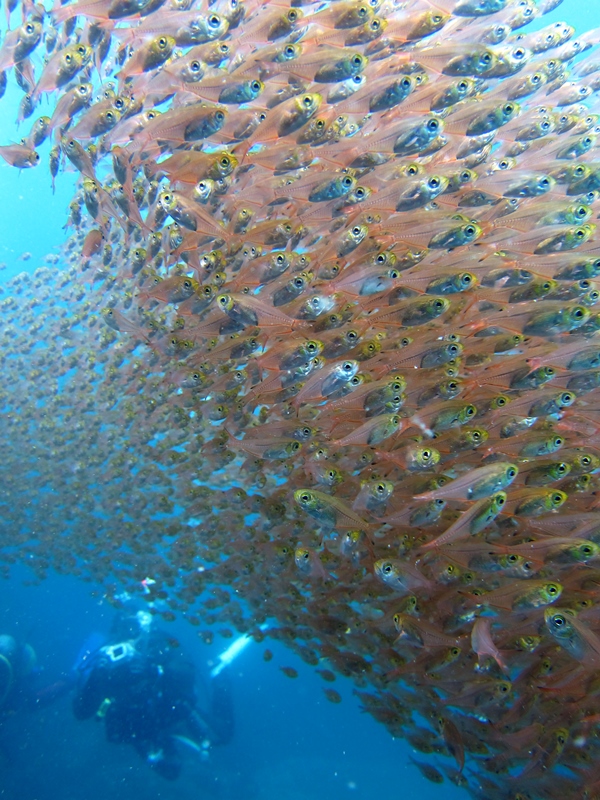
[{"xmin": 4, "ymin": 0, "xmax": 600, "ymax": 795}]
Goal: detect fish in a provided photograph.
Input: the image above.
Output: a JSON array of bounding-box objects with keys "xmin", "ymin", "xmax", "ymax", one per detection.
[{"xmin": 414, "ymin": 463, "xmax": 518, "ymax": 501}]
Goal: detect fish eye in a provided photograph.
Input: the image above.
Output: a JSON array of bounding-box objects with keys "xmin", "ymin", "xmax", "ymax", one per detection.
[
  {"xmin": 513, "ymin": 48, "xmax": 525, "ymax": 60},
  {"xmin": 190, "ymin": 60, "xmax": 202, "ymax": 72},
  {"xmin": 288, "ymin": 9, "xmax": 298, "ymax": 20},
  {"xmin": 427, "ymin": 118, "xmax": 439, "ymax": 131},
  {"xmin": 460, "ymin": 171, "xmax": 471, "ymax": 182},
  {"xmin": 465, "ymin": 225, "xmax": 476, "ymax": 236},
  {"xmin": 208, "ymin": 14, "xmax": 221, "ymax": 27},
  {"xmin": 252, "ymin": 80, "xmax": 261, "ymax": 91},
  {"xmin": 382, "ymin": 563, "xmax": 393, "ymax": 575},
  {"xmin": 465, "ymin": 405, "xmax": 475, "ymax": 417},
  {"xmin": 429, "ymin": 177, "xmax": 440, "ymax": 188},
  {"xmin": 482, "ymin": 52, "xmax": 492, "ymax": 64},
  {"xmin": 407, "ymin": 164, "xmax": 419, "ymax": 175},
  {"xmin": 352, "ymin": 226, "xmax": 362, "ymax": 236},
  {"xmin": 159, "ymin": 37, "xmax": 167, "ymax": 46},
  {"xmin": 355, "ymin": 187, "xmax": 366, "ymax": 199},
  {"xmin": 504, "ymin": 103, "xmax": 515, "ymax": 114},
  {"xmin": 352, "ymin": 54, "xmax": 363, "ymax": 66},
  {"xmin": 285, "ymin": 45, "xmax": 296, "ymax": 56},
  {"xmin": 343, "ymin": 176, "xmax": 354, "ymax": 187},
  {"xmin": 498, "ymin": 159, "xmax": 510, "ymax": 169},
  {"xmin": 572, "ymin": 306, "xmax": 585, "ymax": 317},
  {"xmin": 432, "ymin": 13, "xmax": 442, "ymax": 22},
  {"xmin": 65, "ymin": 53, "xmax": 72, "ymax": 63},
  {"xmin": 507, "ymin": 467, "xmax": 517, "ymax": 478},
  {"xmin": 25, "ymin": 22, "xmax": 34, "ymax": 33},
  {"xmin": 554, "ymin": 437, "xmax": 564, "ymax": 446},
  {"xmin": 507, "ymin": 554, "xmax": 518, "ymax": 563},
  {"xmin": 371, "ymin": 18, "xmax": 381, "ymax": 30},
  {"xmin": 302, "ymin": 95, "xmax": 313, "ymax": 107},
  {"xmin": 358, "ymin": 5, "xmax": 368, "ymax": 16}
]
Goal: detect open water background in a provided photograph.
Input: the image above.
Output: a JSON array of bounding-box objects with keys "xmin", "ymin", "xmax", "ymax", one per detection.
[{"xmin": 0, "ymin": 1, "xmax": 599, "ymax": 797}]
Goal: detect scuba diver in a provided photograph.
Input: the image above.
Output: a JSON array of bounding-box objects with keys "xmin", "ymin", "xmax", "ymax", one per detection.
[
  {"xmin": 0, "ymin": 634, "xmax": 37, "ymax": 713},
  {"xmin": 72, "ymin": 610, "xmax": 234, "ymax": 780}
]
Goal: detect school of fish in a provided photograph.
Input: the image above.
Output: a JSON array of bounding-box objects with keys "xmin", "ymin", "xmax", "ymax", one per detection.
[{"xmin": 4, "ymin": 0, "xmax": 600, "ymax": 795}]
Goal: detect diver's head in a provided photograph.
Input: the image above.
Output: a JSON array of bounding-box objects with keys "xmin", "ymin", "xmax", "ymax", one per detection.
[
  {"xmin": 0, "ymin": 635, "xmax": 17, "ymax": 662},
  {"xmin": 110, "ymin": 610, "xmax": 153, "ymax": 642},
  {"xmin": 0, "ymin": 636, "xmax": 36, "ymax": 678}
]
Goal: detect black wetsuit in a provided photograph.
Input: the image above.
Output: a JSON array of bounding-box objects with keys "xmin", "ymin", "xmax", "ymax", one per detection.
[{"xmin": 73, "ymin": 630, "xmax": 233, "ymax": 780}]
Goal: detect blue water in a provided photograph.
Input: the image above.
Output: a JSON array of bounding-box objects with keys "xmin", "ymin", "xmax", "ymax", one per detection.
[{"xmin": 1, "ymin": 2, "xmax": 600, "ymax": 798}]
